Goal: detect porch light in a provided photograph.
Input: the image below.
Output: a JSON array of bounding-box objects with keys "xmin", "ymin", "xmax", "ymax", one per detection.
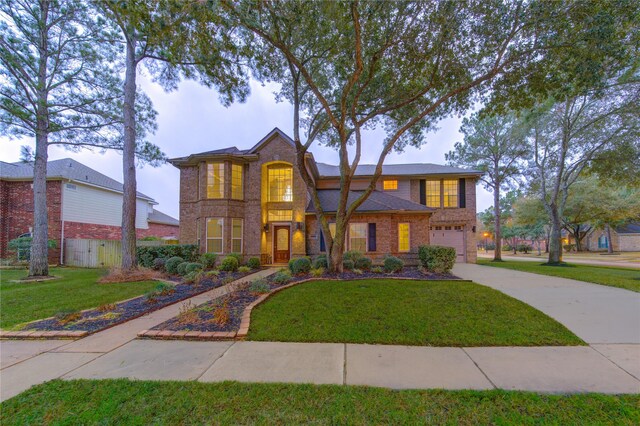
[
  {"xmin": 263, "ymin": 223, "xmax": 269, "ymax": 233},
  {"xmin": 295, "ymin": 221, "xmax": 305, "ymax": 232}
]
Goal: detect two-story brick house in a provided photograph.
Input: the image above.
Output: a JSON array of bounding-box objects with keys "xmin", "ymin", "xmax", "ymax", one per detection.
[{"xmin": 169, "ymin": 128, "xmax": 482, "ymax": 265}]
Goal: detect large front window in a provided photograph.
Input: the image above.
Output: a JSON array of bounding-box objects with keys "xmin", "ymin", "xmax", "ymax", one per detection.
[
  {"xmin": 231, "ymin": 164, "xmax": 243, "ymax": 200},
  {"xmin": 206, "ymin": 218, "xmax": 224, "ymax": 253},
  {"xmin": 443, "ymin": 179, "xmax": 458, "ymax": 207},
  {"xmin": 398, "ymin": 223, "xmax": 410, "ymax": 252},
  {"xmin": 207, "ymin": 163, "xmax": 224, "ymax": 199},
  {"xmin": 231, "ymin": 218, "xmax": 243, "ymax": 253},
  {"xmin": 349, "ymin": 223, "xmax": 367, "ymax": 252},
  {"xmin": 426, "ymin": 180, "xmax": 440, "ymax": 208},
  {"xmin": 268, "ymin": 165, "xmax": 293, "ymax": 202}
]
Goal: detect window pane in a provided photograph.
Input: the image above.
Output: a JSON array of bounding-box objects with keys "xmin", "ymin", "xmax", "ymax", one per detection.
[
  {"xmin": 443, "ymin": 180, "xmax": 458, "ymax": 207},
  {"xmin": 207, "ymin": 239, "xmax": 222, "ymax": 254},
  {"xmin": 231, "ymin": 164, "xmax": 243, "ymax": 200},
  {"xmin": 383, "ymin": 180, "xmax": 398, "ymax": 190},
  {"xmin": 232, "ymin": 219, "xmax": 243, "ymax": 238},
  {"xmin": 398, "ymin": 223, "xmax": 409, "ymax": 252},
  {"xmin": 206, "ymin": 218, "xmax": 223, "ymax": 238},
  {"xmin": 207, "ymin": 163, "xmax": 225, "ymax": 199},
  {"xmin": 268, "ymin": 166, "xmax": 293, "ymax": 202},
  {"xmin": 268, "ymin": 209, "xmax": 292, "ymax": 222},
  {"xmin": 426, "ymin": 180, "xmax": 440, "ymax": 208},
  {"xmin": 349, "ymin": 223, "xmax": 367, "ymax": 252},
  {"xmin": 232, "ymin": 239, "xmax": 242, "ymax": 253}
]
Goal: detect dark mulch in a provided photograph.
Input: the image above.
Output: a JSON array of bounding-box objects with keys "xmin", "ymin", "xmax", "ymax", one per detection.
[
  {"xmin": 22, "ymin": 271, "xmax": 255, "ymax": 333},
  {"xmin": 151, "ymin": 267, "xmax": 461, "ymax": 334}
]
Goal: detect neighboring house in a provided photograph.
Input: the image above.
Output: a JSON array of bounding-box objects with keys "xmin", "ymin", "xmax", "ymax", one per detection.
[
  {"xmin": 169, "ymin": 128, "xmax": 481, "ymax": 265},
  {"xmin": 584, "ymin": 222, "xmax": 640, "ymax": 252},
  {"xmin": 0, "ymin": 158, "xmax": 179, "ymax": 263}
]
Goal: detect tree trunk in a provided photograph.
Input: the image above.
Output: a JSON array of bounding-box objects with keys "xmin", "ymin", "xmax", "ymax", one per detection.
[
  {"xmin": 327, "ymin": 221, "xmax": 346, "ymax": 273},
  {"xmin": 493, "ymin": 187, "xmax": 502, "ymax": 261},
  {"xmin": 121, "ymin": 36, "xmax": 138, "ymax": 271},
  {"xmin": 547, "ymin": 206, "xmax": 563, "ymax": 264},
  {"xmin": 605, "ymin": 224, "xmax": 614, "ymax": 254},
  {"xmin": 30, "ymin": 0, "xmax": 50, "ymax": 277}
]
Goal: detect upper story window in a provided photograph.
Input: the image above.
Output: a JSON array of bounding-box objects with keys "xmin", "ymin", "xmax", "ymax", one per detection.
[
  {"xmin": 443, "ymin": 179, "xmax": 458, "ymax": 207},
  {"xmin": 383, "ymin": 179, "xmax": 398, "ymax": 190},
  {"xmin": 425, "ymin": 180, "xmax": 440, "ymax": 208},
  {"xmin": 231, "ymin": 164, "xmax": 243, "ymax": 200},
  {"xmin": 207, "ymin": 162, "xmax": 224, "ymax": 199},
  {"xmin": 268, "ymin": 165, "xmax": 293, "ymax": 202}
]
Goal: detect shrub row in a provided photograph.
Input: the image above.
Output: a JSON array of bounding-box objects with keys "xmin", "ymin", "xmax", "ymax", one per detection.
[{"xmin": 136, "ymin": 245, "xmax": 199, "ymax": 268}]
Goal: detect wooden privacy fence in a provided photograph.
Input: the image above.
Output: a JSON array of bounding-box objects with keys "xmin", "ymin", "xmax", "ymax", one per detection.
[{"xmin": 64, "ymin": 239, "xmax": 166, "ymax": 268}]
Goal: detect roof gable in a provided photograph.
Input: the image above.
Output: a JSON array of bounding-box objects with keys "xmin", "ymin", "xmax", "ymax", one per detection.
[{"xmin": 247, "ymin": 127, "xmax": 296, "ymax": 154}]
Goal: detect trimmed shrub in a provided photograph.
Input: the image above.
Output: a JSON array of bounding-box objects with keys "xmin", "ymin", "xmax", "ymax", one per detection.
[
  {"xmin": 136, "ymin": 244, "xmax": 199, "ymax": 267},
  {"xmin": 205, "ymin": 270, "xmax": 220, "ymax": 278},
  {"xmin": 154, "ymin": 282, "xmax": 175, "ymax": 296},
  {"xmin": 272, "ymin": 270, "xmax": 292, "ymax": 285},
  {"xmin": 371, "ymin": 266, "xmax": 384, "ymax": 274},
  {"xmin": 165, "ymin": 257, "xmax": 184, "ymax": 274},
  {"xmin": 343, "ymin": 250, "xmax": 363, "ymax": 263},
  {"xmin": 227, "ymin": 252, "xmax": 243, "ymax": 265},
  {"xmin": 418, "ymin": 245, "xmax": 456, "ymax": 274},
  {"xmin": 312, "ymin": 254, "xmax": 328, "ymax": 269},
  {"xmin": 176, "ymin": 261, "xmax": 190, "ymax": 276},
  {"xmin": 247, "ymin": 257, "xmax": 261, "ymax": 269},
  {"xmin": 238, "ymin": 266, "xmax": 251, "ymax": 273},
  {"xmin": 342, "ymin": 259, "xmax": 355, "ymax": 271},
  {"xmin": 185, "ymin": 262, "xmax": 203, "ymax": 274},
  {"xmin": 219, "ymin": 256, "xmax": 239, "ymax": 272},
  {"xmin": 383, "ymin": 256, "xmax": 404, "ymax": 273},
  {"xmin": 289, "ymin": 257, "xmax": 311, "ymax": 275},
  {"xmin": 352, "ymin": 268, "xmax": 364, "ymax": 275},
  {"xmin": 354, "ymin": 256, "xmax": 372, "ymax": 271},
  {"xmin": 249, "ymin": 278, "xmax": 270, "ymax": 294},
  {"xmin": 152, "ymin": 258, "xmax": 166, "ymax": 271},
  {"xmin": 310, "ymin": 267, "xmax": 325, "ymax": 277},
  {"xmin": 200, "ymin": 253, "xmax": 217, "ymax": 269}
]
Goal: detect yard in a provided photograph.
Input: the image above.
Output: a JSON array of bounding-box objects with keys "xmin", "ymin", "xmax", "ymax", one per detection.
[
  {"xmin": 0, "ymin": 268, "xmax": 158, "ymax": 329},
  {"xmin": 1, "ymin": 380, "xmax": 638, "ymax": 424},
  {"xmin": 477, "ymin": 259, "xmax": 640, "ymax": 292},
  {"xmin": 247, "ymin": 279, "xmax": 583, "ymax": 346}
]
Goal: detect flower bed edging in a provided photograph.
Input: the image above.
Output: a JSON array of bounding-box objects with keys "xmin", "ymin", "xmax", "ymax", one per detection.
[{"xmin": 0, "ymin": 330, "xmax": 87, "ymax": 339}]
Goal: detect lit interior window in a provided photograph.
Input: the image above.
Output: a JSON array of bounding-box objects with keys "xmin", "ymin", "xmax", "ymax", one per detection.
[
  {"xmin": 398, "ymin": 223, "xmax": 410, "ymax": 252},
  {"xmin": 207, "ymin": 163, "xmax": 224, "ymax": 199},
  {"xmin": 231, "ymin": 164, "xmax": 243, "ymax": 200},
  {"xmin": 231, "ymin": 218, "xmax": 243, "ymax": 253},
  {"xmin": 426, "ymin": 180, "xmax": 440, "ymax": 208},
  {"xmin": 206, "ymin": 218, "xmax": 224, "ymax": 253},
  {"xmin": 268, "ymin": 209, "xmax": 293, "ymax": 222},
  {"xmin": 383, "ymin": 180, "xmax": 398, "ymax": 190},
  {"xmin": 443, "ymin": 180, "xmax": 458, "ymax": 207},
  {"xmin": 349, "ymin": 223, "xmax": 367, "ymax": 252},
  {"xmin": 268, "ymin": 165, "xmax": 293, "ymax": 202}
]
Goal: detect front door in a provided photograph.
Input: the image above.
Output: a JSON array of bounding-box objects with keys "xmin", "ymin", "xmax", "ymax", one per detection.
[{"xmin": 273, "ymin": 226, "xmax": 291, "ymax": 264}]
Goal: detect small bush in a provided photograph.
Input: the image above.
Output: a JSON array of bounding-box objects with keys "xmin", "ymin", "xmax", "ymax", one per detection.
[
  {"xmin": 272, "ymin": 269, "xmax": 292, "ymax": 285},
  {"xmin": 220, "ymin": 276, "xmax": 236, "ymax": 285},
  {"xmin": 136, "ymin": 244, "xmax": 199, "ymax": 268},
  {"xmin": 352, "ymin": 268, "xmax": 364, "ymax": 275},
  {"xmin": 371, "ymin": 266, "xmax": 384, "ymax": 274},
  {"xmin": 343, "ymin": 250, "xmax": 363, "ymax": 263},
  {"xmin": 176, "ymin": 301, "xmax": 198, "ymax": 325},
  {"xmin": 310, "ymin": 267, "xmax": 325, "ymax": 278},
  {"xmin": 312, "ymin": 254, "xmax": 328, "ymax": 269},
  {"xmin": 200, "ymin": 253, "xmax": 217, "ymax": 269},
  {"xmin": 206, "ymin": 270, "xmax": 220, "ymax": 278},
  {"xmin": 152, "ymin": 258, "xmax": 166, "ymax": 271},
  {"xmin": 249, "ymin": 278, "xmax": 270, "ymax": 294},
  {"xmin": 418, "ymin": 245, "xmax": 456, "ymax": 274},
  {"xmin": 354, "ymin": 256, "xmax": 372, "ymax": 271},
  {"xmin": 212, "ymin": 302, "xmax": 230, "ymax": 325},
  {"xmin": 97, "ymin": 303, "xmax": 117, "ymax": 312},
  {"xmin": 154, "ymin": 282, "xmax": 175, "ymax": 296},
  {"xmin": 289, "ymin": 257, "xmax": 311, "ymax": 275},
  {"xmin": 247, "ymin": 257, "xmax": 261, "ymax": 269},
  {"xmin": 183, "ymin": 271, "xmax": 198, "ymax": 284},
  {"xmin": 176, "ymin": 261, "xmax": 190, "ymax": 276},
  {"xmin": 342, "ymin": 259, "xmax": 355, "ymax": 271},
  {"xmin": 227, "ymin": 252, "xmax": 243, "ymax": 265},
  {"xmin": 55, "ymin": 310, "xmax": 82, "ymax": 324},
  {"xmin": 383, "ymin": 256, "xmax": 404, "ymax": 273},
  {"xmin": 238, "ymin": 266, "xmax": 251, "ymax": 273},
  {"xmin": 165, "ymin": 256, "xmax": 184, "ymax": 275},
  {"xmin": 185, "ymin": 262, "xmax": 203, "ymax": 274},
  {"xmin": 219, "ymin": 256, "xmax": 239, "ymax": 272}
]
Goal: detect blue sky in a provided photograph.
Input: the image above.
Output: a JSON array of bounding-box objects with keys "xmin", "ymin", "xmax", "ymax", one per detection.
[{"xmin": 0, "ymin": 76, "xmax": 493, "ymax": 219}]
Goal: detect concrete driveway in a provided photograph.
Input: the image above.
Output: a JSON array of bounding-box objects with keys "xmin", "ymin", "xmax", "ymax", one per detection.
[{"xmin": 453, "ymin": 263, "xmax": 640, "ymax": 344}]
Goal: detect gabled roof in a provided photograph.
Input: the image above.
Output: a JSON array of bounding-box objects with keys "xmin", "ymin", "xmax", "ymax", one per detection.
[
  {"xmin": 247, "ymin": 127, "xmax": 295, "ymax": 153},
  {"xmin": 315, "ymin": 162, "xmax": 482, "ymax": 178},
  {"xmin": 616, "ymin": 222, "xmax": 640, "ymax": 234},
  {"xmin": 0, "ymin": 158, "xmax": 155, "ymax": 201},
  {"xmin": 148, "ymin": 209, "xmax": 179, "ymax": 226},
  {"xmin": 307, "ymin": 190, "xmax": 433, "ymax": 214}
]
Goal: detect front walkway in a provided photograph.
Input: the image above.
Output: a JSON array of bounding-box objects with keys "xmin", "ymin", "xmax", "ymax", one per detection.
[{"xmin": 2, "ymin": 265, "xmax": 639, "ymax": 401}]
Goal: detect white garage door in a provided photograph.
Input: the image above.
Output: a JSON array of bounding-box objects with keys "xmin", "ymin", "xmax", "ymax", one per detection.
[{"xmin": 430, "ymin": 225, "xmax": 466, "ymax": 262}]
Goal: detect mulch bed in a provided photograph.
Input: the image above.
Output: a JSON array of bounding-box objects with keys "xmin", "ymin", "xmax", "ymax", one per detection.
[
  {"xmin": 149, "ymin": 267, "xmax": 461, "ymax": 334},
  {"xmin": 19, "ymin": 270, "xmax": 256, "ymax": 334}
]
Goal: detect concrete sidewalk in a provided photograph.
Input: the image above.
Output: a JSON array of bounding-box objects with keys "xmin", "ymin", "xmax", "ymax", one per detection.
[
  {"xmin": 453, "ymin": 263, "xmax": 640, "ymax": 344},
  {"xmin": 2, "ymin": 339, "xmax": 638, "ymax": 402}
]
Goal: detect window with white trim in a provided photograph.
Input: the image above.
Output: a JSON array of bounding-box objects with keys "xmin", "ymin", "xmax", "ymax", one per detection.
[
  {"xmin": 398, "ymin": 223, "xmax": 410, "ymax": 252},
  {"xmin": 426, "ymin": 180, "xmax": 440, "ymax": 208},
  {"xmin": 206, "ymin": 218, "xmax": 224, "ymax": 253},
  {"xmin": 231, "ymin": 218, "xmax": 243, "ymax": 253},
  {"xmin": 383, "ymin": 179, "xmax": 398, "ymax": 190},
  {"xmin": 443, "ymin": 179, "xmax": 458, "ymax": 207},
  {"xmin": 349, "ymin": 223, "xmax": 367, "ymax": 252},
  {"xmin": 207, "ymin": 162, "xmax": 225, "ymax": 199},
  {"xmin": 231, "ymin": 164, "xmax": 243, "ymax": 200}
]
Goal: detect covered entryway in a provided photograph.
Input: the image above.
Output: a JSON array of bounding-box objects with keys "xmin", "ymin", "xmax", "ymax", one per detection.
[
  {"xmin": 430, "ymin": 225, "xmax": 466, "ymax": 262},
  {"xmin": 273, "ymin": 225, "xmax": 291, "ymax": 264}
]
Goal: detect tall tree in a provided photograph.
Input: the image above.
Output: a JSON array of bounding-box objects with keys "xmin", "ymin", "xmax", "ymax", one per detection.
[
  {"xmin": 446, "ymin": 112, "xmax": 529, "ymax": 261},
  {"xmin": 99, "ymin": 0, "xmax": 249, "ymax": 271},
  {"xmin": 513, "ymin": 195, "xmax": 551, "ymax": 253},
  {"xmin": 224, "ymin": 0, "xmax": 636, "ymax": 272},
  {"xmin": 0, "ymin": 0, "xmax": 160, "ymax": 276}
]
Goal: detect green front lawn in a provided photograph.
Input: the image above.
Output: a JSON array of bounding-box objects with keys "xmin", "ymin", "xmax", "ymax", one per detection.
[
  {"xmin": 0, "ymin": 268, "xmax": 158, "ymax": 329},
  {"xmin": 478, "ymin": 259, "xmax": 640, "ymax": 292},
  {"xmin": 2, "ymin": 380, "xmax": 638, "ymax": 425},
  {"xmin": 248, "ymin": 279, "xmax": 583, "ymax": 346}
]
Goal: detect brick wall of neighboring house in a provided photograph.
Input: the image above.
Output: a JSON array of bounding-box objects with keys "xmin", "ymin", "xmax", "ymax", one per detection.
[
  {"xmin": 305, "ymin": 213, "xmax": 431, "ymax": 265},
  {"xmin": 585, "ymin": 228, "xmax": 640, "ymax": 252},
  {"xmin": 141, "ymin": 222, "xmax": 179, "ymax": 239},
  {"xmin": 63, "ymin": 221, "xmax": 178, "ymax": 241}
]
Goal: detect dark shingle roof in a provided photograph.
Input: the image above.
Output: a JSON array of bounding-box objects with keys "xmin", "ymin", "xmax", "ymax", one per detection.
[
  {"xmin": 616, "ymin": 222, "xmax": 640, "ymax": 234},
  {"xmin": 148, "ymin": 209, "xmax": 179, "ymax": 226},
  {"xmin": 0, "ymin": 158, "xmax": 155, "ymax": 201},
  {"xmin": 315, "ymin": 162, "xmax": 481, "ymax": 177},
  {"xmin": 307, "ymin": 190, "xmax": 432, "ymax": 214}
]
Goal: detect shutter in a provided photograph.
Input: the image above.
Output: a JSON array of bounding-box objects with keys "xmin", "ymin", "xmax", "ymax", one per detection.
[
  {"xmin": 459, "ymin": 178, "xmax": 466, "ymax": 208},
  {"xmin": 368, "ymin": 223, "xmax": 377, "ymax": 252},
  {"xmin": 320, "ymin": 229, "xmax": 325, "ymax": 252},
  {"xmin": 419, "ymin": 179, "xmax": 426, "ymax": 205}
]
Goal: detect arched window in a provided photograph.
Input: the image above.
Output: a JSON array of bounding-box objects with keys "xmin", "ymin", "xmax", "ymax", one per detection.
[{"xmin": 267, "ymin": 164, "xmax": 293, "ymax": 202}]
